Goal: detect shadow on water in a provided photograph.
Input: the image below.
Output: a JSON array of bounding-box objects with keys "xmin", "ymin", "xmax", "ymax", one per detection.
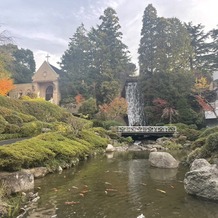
[{"xmin": 25, "ymin": 151, "xmax": 218, "ymax": 218}]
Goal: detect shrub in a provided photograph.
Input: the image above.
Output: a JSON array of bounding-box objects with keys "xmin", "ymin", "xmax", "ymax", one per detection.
[
  {"xmin": 199, "ymin": 126, "xmax": 218, "ymax": 138},
  {"xmin": 174, "ymin": 123, "xmax": 201, "ymax": 141},
  {"xmin": 4, "ymin": 124, "xmax": 20, "ymax": 134},
  {"xmin": 4, "ymin": 115, "xmax": 23, "ymax": 126},
  {"xmin": 187, "ymin": 147, "xmax": 203, "ymax": 164},
  {"xmin": 204, "ymin": 132, "xmax": 218, "ymax": 153},
  {"xmin": 80, "ymin": 129, "xmax": 109, "ymax": 148},
  {"xmin": 0, "ymin": 115, "xmax": 7, "ymax": 134},
  {"xmin": 20, "ymin": 121, "xmax": 43, "ymax": 137},
  {"xmin": 191, "ymin": 137, "xmax": 207, "ymax": 150},
  {"xmin": 78, "ymin": 98, "xmax": 97, "ymax": 118}
]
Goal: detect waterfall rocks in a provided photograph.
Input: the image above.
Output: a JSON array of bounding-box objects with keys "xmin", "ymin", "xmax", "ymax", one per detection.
[
  {"xmin": 184, "ymin": 159, "xmax": 218, "ymax": 201},
  {"xmin": 148, "ymin": 152, "xmax": 179, "ymax": 168}
]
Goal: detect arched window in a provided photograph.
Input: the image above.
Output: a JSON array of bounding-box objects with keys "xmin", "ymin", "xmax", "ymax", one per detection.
[{"xmin": 45, "ymin": 85, "xmax": 53, "ymax": 101}]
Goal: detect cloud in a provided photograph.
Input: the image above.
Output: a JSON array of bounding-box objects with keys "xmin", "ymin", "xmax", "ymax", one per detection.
[{"xmin": 0, "ymin": 0, "xmax": 218, "ymax": 71}]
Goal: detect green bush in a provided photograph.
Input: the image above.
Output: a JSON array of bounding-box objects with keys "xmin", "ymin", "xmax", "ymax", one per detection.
[
  {"xmin": 80, "ymin": 129, "xmax": 109, "ymax": 148},
  {"xmin": 174, "ymin": 123, "xmax": 201, "ymax": 141},
  {"xmin": 20, "ymin": 121, "xmax": 43, "ymax": 137},
  {"xmin": 199, "ymin": 126, "xmax": 218, "ymax": 138},
  {"xmin": 0, "ymin": 134, "xmax": 22, "ymax": 141},
  {"xmin": 78, "ymin": 98, "xmax": 97, "ymax": 118},
  {"xmin": 4, "ymin": 124, "xmax": 20, "ymax": 134},
  {"xmin": 204, "ymin": 132, "xmax": 218, "ymax": 153},
  {"xmin": 4, "ymin": 115, "xmax": 23, "ymax": 126},
  {"xmin": 0, "ymin": 115, "xmax": 7, "ymax": 134},
  {"xmin": 191, "ymin": 137, "xmax": 207, "ymax": 150},
  {"xmin": 187, "ymin": 147, "xmax": 203, "ymax": 164}
]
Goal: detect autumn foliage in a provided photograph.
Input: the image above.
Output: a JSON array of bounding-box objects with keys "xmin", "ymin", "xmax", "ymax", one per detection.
[
  {"xmin": 75, "ymin": 94, "xmax": 85, "ymax": 104},
  {"xmin": 99, "ymin": 97, "xmax": 128, "ymax": 119},
  {"xmin": 0, "ymin": 78, "xmax": 14, "ymax": 96}
]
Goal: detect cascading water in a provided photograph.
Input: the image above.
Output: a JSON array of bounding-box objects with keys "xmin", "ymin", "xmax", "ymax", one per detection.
[{"xmin": 125, "ymin": 82, "xmax": 145, "ymax": 126}]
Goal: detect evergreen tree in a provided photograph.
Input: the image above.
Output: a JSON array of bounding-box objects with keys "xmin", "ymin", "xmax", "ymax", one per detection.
[
  {"xmin": 91, "ymin": 7, "xmax": 135, "ymax": 103},
  {"xmin": 0, "ymin": 44, "xmax": 35, "ymax": 83},
  {"xmin": 60, "ymin": 24, "xmax": 92, "ymax": 98},
  {"xmin": 138, "ymin": 4, "xmax": 194, "ymax": 124},
  {"xmin": 185, "ymin": 22, "xmax": 213, "ymax": 77}
]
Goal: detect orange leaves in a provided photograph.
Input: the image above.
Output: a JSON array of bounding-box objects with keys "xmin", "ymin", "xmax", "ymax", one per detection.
[
  {"xmin": 99, "ymin": 97, "xmax": 128, "ymax": 119},
  {"xmin": 75, "ymin": 94, "xmax": 85, "ymax": 104},
  {"xmin": 0, "ymin": 78, "xmax": 14, "ymax": 96}
]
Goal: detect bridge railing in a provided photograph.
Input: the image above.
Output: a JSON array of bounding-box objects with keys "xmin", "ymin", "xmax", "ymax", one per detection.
[{"xmin": 116, "ymin": 126, "xmax": 177, "ymax": 134}]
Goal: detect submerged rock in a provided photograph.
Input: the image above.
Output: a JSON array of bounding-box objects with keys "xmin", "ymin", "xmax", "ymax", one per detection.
[
  {"xmin": 184, "ymin": 158, "xmax": 218, "ymax": 201},
  {"xmin": 149, "ymin": 152, "xmax": 179, "ymax": 168}
]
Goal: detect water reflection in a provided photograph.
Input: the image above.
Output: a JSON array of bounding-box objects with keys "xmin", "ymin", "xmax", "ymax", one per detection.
[
  {"xmin": 25, "ymin": 151, "xmax": 218, "ymax": 218},
  {"xmin": 149, "ymin": 167, "xmax": 178, "ymax": 181}
]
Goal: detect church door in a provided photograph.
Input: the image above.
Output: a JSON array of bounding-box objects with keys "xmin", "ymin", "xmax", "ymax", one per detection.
[{"xmin": 45, "ymin": 85, "xmax": 53, "ymax": 101}]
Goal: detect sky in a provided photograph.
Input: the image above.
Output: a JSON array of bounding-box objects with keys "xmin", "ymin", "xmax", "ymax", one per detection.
[{"xmin": 0, "ymin": 0, "xmax": 218, "ymax": 71}]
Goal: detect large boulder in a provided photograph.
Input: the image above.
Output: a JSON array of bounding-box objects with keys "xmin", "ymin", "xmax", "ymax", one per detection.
[
  {"xmin": 184, "ymin": 158, "xmax": 218, "ymax": 201},
  {"xmin": 0, "ymin": 171, "xmax": 34, "ymax": 195},
  {"xmin": 149, "ymin": 152, "xmax": 179, "ymax": 168}
]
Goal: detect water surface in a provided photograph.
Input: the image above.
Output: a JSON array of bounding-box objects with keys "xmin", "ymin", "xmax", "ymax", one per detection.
[{"xmin": 26, "ymin": 151, "xmax": 218, "ymax": 218}]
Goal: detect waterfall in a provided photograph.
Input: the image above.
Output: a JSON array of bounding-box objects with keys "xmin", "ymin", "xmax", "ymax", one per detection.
[{"xmin": 125, "ymin": 82, "xmax": 145, "ymax": 126}]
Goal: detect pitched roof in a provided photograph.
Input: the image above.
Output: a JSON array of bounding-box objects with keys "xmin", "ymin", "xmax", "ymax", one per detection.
[{"xmin": 49, "ymin": 63, "xmax": 63, "ymax": 75}]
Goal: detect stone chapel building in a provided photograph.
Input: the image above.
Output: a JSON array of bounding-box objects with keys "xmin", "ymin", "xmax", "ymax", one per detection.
[{"xmin": 9, "ymin": 61, "xmax": 61, "ymax": 105}]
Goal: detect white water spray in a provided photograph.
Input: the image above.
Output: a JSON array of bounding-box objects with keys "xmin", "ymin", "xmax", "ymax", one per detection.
[{"xmin": 125, "ymin": 82, "xmax": 145, "ymax": 126}]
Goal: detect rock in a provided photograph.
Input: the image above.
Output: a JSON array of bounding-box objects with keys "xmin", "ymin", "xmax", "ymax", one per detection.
[
  {"xmin": 156, "ymin": 137, "xmax": 169, "ymax": 145},
  {"xmin": 149, "ymin": 152, "xmax": 179, "ymax": 169},
  {"xmin": 0, "ymin": 172, "xmax": 34, "ymax": 195},
  {"xmin": 184, "ymin": 158, "xmax": 218, "ymax": 201},
  {"xmin": 22, "ymin": 167, "xmax": 49, "ymax": 178},
  {"xmin": 106, "ymin": 144, "xmax": 115, "ymax": 152},
  {"xmin": 58, "ymin": 166, "xmax": 63, "ymax": 173},
  {"xmin": 190, "ymin": 158, "xmax": 211, "ymax": 171}
]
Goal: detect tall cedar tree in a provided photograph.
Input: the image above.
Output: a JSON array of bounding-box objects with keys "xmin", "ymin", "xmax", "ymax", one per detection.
[
  {"xmin": 138, "ymin": 4, "xmax": 197, "ymax": 124},
  {"xmin": 60, "ymin": 8, "xmax": 135, "ymax": 104},
  {"xmin": 60, "ymin": 24, "xmax": 92, "ymax": 99},
  {"xmin": 89, "ymin": 7, "xmax": 135, "ymax": 103}
]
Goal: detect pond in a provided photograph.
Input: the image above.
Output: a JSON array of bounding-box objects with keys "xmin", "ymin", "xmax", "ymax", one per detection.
[{"xmin": 25, "ymin": 151, "xmax": 218, "ymax": 218}]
